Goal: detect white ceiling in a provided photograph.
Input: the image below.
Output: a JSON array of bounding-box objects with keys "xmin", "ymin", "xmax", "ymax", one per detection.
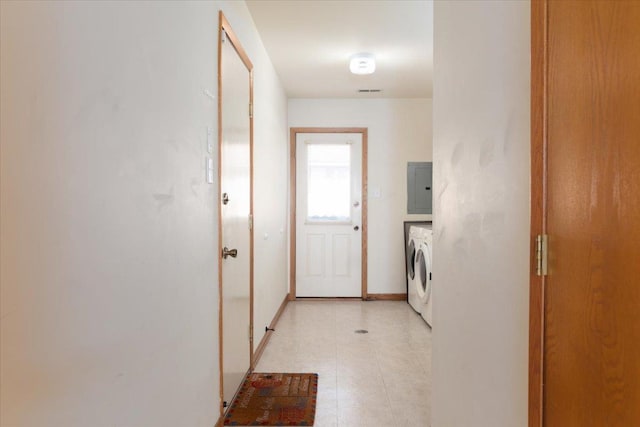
[{"xmin": 245, "ymin": 0, "xmax": 433, "ymax": 99}]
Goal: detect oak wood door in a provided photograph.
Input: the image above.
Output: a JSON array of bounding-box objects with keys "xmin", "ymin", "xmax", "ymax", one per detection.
[{"xmin": 532, "ymin": 1, "xmax": 640, "ymax": 425}]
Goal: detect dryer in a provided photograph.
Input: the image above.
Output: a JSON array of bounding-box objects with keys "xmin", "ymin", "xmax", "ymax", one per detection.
[
  {"xmin": 417, "ymin": 230, "xmax": 433, "ymax": 327},
  {"xmin": 407, "ymin": 225, "xmax": 431, "ymax": 313}
]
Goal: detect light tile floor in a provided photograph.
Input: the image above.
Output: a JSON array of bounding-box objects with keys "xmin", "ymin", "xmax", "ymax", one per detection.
[{"xmin": 255, "ymin": 300, "xmax": 432, "ymax": 427}]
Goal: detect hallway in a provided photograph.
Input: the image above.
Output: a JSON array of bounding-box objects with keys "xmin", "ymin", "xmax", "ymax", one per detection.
[{"xmin": 255, "ymin": 301, "xmax": 431, "ymax": 427}]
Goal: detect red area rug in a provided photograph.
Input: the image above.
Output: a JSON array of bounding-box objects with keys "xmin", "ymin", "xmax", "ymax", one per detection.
[{"xmin": 223, "ymin": 372, "xmax": 318, "ymax": 426}]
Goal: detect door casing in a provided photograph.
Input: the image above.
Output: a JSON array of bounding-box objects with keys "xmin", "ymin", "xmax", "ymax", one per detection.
[
  {"xmin": 289, "ymin": 127, "xmax": 368, "ymax": 300},
  {"xmin": 529, "ymin": 1, "xmax": 546, "ymax": 425}
]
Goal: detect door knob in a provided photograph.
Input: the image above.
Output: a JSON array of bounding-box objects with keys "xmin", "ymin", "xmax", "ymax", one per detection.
[
  {"xmin": 354, "ymin": 225, "xmax": 360, "ymax": 231},
  {"xmin": 222, "ymin": 247, "xmax": 238, "ymax": 259}
]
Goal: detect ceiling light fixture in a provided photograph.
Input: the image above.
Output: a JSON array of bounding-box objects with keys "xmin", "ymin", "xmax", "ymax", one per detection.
[{"xmin": 349, "ymin": 53, "xmax": 376, "ymax": 75}]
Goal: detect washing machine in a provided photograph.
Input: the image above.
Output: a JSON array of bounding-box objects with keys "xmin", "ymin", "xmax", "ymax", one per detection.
[
  {"xmin": 407, "ymin": 225, "xmax": 431, "ymax": 314},
  {"xmin": 417, "ymin": 229, "xmax": 433, "ymax": 327}
]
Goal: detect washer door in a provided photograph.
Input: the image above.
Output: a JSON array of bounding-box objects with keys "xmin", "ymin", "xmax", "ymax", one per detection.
[
  {"xmin": 407, "ymin": 239, "xmax": 416, "ymax": 280},
  {"xmin": 416, "ymin": 243, "xmax": 432, "ymax": 304}
]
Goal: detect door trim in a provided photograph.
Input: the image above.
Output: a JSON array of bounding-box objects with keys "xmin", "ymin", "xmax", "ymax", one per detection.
[
  {"xmin": 217, "ymin": 11, "xmax": 254, "ymax": 416},
  {"xmin": 529, "ymin": 1, "xmax": 546, "ymax": 426},
  {"xmin": 289, "ymin": 127, "xmax": 368, "ymax": 300}
]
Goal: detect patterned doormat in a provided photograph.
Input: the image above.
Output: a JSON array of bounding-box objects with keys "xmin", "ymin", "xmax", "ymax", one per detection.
[{"xmin": 223, "ymin": 372, "xmax": 318, "ymax": 426}]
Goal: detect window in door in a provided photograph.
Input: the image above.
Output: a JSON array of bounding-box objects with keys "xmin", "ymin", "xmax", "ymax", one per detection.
[{"xmin": 306, "ymin": 143, "xmax": 351, "ymax": 222}]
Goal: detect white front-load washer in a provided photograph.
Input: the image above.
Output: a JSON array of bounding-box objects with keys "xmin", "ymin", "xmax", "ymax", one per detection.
[
  {"xmin": 407, "ymin": 225, "xmax": 431, "ymax": 313},
  {"xmin": 418, "ymin": 230, "xmax": 433, "ymax": 327}
]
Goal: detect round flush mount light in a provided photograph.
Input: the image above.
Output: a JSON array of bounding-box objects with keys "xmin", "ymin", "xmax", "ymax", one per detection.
[{"xmin": 349, "ymin": 53, "xmax": 376, "ymax": 75}]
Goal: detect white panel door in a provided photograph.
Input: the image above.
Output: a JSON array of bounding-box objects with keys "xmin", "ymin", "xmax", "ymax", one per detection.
[
  {"xmin": 220, "ymin": 27, "xmax": 251, "ymax": 406},
  {"xmin": 296, "ymin": 133, "xmax": 362, "ymax": 297}
]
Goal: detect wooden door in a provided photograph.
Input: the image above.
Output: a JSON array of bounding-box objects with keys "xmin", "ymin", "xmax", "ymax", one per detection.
[
  {"xmin": 218, "ymin": 12, "xmax": 253, "ymax": 412},
  {"xmin": 295, "ymin": 132, "xmax": 363, "ymax": 297},
  {"xmin": 530, "ymin": 1, "xmax": 640, "ymax": 425}
]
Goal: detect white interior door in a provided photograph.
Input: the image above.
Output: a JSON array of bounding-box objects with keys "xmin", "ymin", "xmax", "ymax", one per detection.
[
  {"xmin": 296, "ymin": 133, "xmax": 362, "ymax": 297},
  {"xmin": 220, "ymin": 25, "xmax": 251, "ymax": 406}
]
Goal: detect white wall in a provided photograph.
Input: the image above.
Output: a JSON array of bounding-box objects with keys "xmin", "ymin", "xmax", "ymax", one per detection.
[
  {"xmin": 288, "ymin": 98, "xmax": 432, "ymax": 295},
  {"xmin": 431, "ymin": 1, "xmax": 530, "ymax": 426},
  {"xmin": 0, "ymin": 1, "xmax": 288, "ymax": 426}
]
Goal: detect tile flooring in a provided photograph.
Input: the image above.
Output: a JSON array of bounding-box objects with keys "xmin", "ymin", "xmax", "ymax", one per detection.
[{"xmin": 255, "ymin": 300, "xmax": 432, "ymax": 427}]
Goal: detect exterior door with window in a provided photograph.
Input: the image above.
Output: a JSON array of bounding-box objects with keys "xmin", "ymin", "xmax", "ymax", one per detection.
[{"xmin": 295, "ymin": 133, "xmax": 362, "ymax": 297}]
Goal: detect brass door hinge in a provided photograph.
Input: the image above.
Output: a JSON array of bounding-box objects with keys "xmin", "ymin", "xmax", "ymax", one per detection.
[{"xmin": 536, "ymin": 234, "xmax": 548, "ymax": 276}]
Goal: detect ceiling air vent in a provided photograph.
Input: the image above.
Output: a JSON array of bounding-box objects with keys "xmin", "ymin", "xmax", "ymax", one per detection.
[{"xmin": 357, "ymin": 89, "xmax": 383, "ymax": 93}]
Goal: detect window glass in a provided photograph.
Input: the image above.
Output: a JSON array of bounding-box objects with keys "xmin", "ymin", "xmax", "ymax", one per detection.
[{"xmin": 307, "ymin": 144, "xmax": 351, "ymax": 222}]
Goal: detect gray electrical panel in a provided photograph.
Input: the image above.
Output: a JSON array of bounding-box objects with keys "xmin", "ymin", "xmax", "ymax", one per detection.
[{"xmin": 407, "ymin": 162, "xmax": 432, "ymax": 214}]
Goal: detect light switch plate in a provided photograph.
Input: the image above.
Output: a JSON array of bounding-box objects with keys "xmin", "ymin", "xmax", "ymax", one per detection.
[
  {"xmin": 207, "ymin": 126, "xmax": 213, "ymax": 154},
  {"xmin": 206, "ymin": 157, "xmax": 214, "ymax": 184}
]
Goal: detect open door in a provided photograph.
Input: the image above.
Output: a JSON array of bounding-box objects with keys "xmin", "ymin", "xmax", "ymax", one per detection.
[
  {"xmin": 218, "ymin": 11, "xmax": 253, "ymax": 413},
  {"xmin": 530, "ymin": 1, "xmax": 640, "ymax": 425}
]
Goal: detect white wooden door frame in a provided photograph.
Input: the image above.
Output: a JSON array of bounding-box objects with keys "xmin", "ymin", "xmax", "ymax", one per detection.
[
  {"xmin": 217, "ymin": 11, "xmax": 254, "ymax": 416},
  {"xmin": 289, "ymin": 127, "xmax": 368, "ymax": 300}
]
